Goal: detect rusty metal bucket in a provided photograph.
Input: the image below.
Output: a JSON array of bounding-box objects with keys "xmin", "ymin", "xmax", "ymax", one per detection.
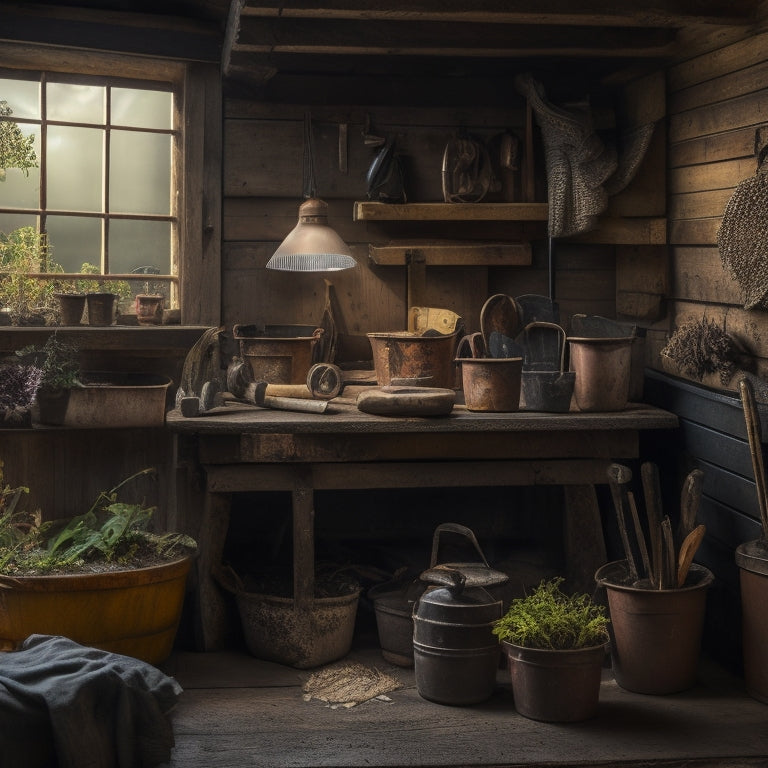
[
  {"xmin": 736, "ymin": 539, "xmax": 768, "ymax": 703},
  {"xmin": 457, "ymin": 356, "xmax": 522, "ymax": 412},
  {"xmin": 234, "ymin": 324, "xmax": 324, "ymax": 385},
  {"xmin": 520, "ymin": 322, "xmax": 575, "ymax": 412},
  {"xmin": 368, "ymin": 330, "xmax": 459, "ymax": 388},
  {"xmin": 568, "ymin": 335, "xmax": 635, "ymax": 412}
]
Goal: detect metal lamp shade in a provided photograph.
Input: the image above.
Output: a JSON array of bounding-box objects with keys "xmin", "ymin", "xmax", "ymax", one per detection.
[{"xmin": 266, "ymin": 198, "xmax": 356, "ymax": 272}]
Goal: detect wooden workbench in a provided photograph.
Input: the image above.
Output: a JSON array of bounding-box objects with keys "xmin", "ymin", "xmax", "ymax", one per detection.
[{"xmin": 166, "ymin": 400, "xmax": 678, "ymax": 651}]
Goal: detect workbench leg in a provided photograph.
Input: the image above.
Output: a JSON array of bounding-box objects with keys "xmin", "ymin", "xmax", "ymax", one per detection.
[
  {"xmin": 292, "ymin": 478, "xmax": 315, "ymax": 613},
  {"xmin": 194, "ymin": 491, "xmax": 233, "ymax": 651},
  {"xmin": 563, "ymin": 484, "xmax": 607, "ymax": 594}
]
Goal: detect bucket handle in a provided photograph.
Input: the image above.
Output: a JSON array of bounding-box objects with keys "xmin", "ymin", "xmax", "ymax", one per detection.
[
  {"xmin": 522, "ymin": 321, "xmax": 567, "ymax": 373},
  {"xmin": 429, "ymin": 522, "xmax": 490, "ymax": 568}
]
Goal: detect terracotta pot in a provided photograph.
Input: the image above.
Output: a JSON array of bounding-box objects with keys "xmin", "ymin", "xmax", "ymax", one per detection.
[
  {"xmin": 135, "ymin": 294, "xmax": 165, "ymax": 325},
  {"xmin": 503, "ymin": 640, "xmax": 608, "ymax": 722},
  {"xmin": 54, "ymin": 293, "xmax": 86, "ymax": 326},
  {"xmin": 0, "ymin": 555, "xmax": 191, "ymax": 665},
  {"xmin": 595, "ymin": 559, "xmax": 713, "ymax": 694},
  {"xmin": 86, "ymin": 292, "xmax": 117, "ymax": 326}
]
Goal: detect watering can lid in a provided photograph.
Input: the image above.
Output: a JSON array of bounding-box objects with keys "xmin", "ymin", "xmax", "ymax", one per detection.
[
  {"xmin": 416, "ymin": 566, "xmax": 502, "ymax": 622},
  {"xmin": 428, "ymin": 523, "xmax": 510, "ymax": 587}
]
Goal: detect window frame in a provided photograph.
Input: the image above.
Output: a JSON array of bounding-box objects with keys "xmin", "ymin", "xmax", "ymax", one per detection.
[{"xmin": 0, "ymin": 42, "xmax": 221, "ymax": 327}]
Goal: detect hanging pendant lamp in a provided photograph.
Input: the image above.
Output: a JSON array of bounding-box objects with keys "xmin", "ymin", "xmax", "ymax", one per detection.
[{"xmin": 267, "ymin": 114, "xmax": 356, "ymax": 272}]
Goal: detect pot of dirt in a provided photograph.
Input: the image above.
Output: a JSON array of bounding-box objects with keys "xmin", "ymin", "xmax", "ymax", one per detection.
[{"xmin": 215, "ymin": 566, "xmax": 360, "ymax": 669}]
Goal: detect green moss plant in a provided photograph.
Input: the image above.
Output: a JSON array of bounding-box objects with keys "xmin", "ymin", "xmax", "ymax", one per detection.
[{"xmin": 492, "ymin": 577, "xmax": 609, "ymax": 650}]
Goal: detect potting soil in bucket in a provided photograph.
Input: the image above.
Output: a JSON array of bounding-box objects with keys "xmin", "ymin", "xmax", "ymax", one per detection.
[
  {"xmin": 595, "ymin": 560, "xmax": 713, "ymax": 694},
  {"xmin": 216, "ymin": 568, "xmax": 361, "ymax": 669}
]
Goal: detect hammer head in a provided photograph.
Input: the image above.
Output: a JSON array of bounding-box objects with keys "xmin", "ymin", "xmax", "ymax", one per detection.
[{"xmin": 253, "ymin": 381, "xmax": 268, "ymax": 405}]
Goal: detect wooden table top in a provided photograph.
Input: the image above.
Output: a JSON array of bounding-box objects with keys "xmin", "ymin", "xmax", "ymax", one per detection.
[{"xmin": 166, "ymin": 399, "xmax": 679, "ymax": 436}]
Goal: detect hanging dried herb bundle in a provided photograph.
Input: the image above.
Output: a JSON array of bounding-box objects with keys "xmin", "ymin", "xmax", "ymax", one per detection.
[{"xmin": 661, "ymin": 319, "xmax": 739, "ymax": 386}]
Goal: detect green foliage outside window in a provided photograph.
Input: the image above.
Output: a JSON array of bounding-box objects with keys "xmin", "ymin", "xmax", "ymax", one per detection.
[{"xmin": 0, "ymin": 101, "xmax": 37, "ymax": 182}]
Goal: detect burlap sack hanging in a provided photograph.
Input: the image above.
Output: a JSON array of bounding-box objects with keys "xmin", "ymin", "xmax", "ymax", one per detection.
[
  {"xmin": 514, "ymin": 73, "xmax": 655, "ymax": 239},
  {"xmin": 717, "ymin": 139, "xmax": 768, "ymax": 310}
]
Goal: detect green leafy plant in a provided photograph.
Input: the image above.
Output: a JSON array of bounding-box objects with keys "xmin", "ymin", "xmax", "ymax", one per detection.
[
  {"xmin": 0, "ymin": 101, "xmax": 37, "ymax": 181},
  {"xmin": 0, "ymin": 226, "xmax": 65, "ymax": 324},
  {"xmin": 492, "ymin": 577, "xmax": 609, "ymax": 650},
  {"xmin": 76, "ymin": 262, "xmax": 132, "ymax": 303},
  {"xmin": 16, "ymin": 334, "xmax": 81, "ymax": 391},
  {"xmin": 0, "ymin": 465, "xmax": 196, "ymax": 575}
]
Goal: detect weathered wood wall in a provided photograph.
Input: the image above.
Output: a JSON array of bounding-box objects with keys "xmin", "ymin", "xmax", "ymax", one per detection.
[
  {"xmin": 661, "ymin": 26, "xmax": 768, "ymax": 381},
  {"xmin": 219, "ymin": 99, "xmax": 628, "ymax": 349}
]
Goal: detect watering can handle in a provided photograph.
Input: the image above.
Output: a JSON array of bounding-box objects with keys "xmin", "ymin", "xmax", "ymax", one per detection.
[{"xmin": 429, "ymin": 522, "xmax": 491, "ymax": 568}]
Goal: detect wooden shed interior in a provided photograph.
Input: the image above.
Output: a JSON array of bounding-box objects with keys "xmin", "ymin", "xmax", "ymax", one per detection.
[{"xmin": 3, "ymin": 4, "xmax": 768, "ymax": 761}]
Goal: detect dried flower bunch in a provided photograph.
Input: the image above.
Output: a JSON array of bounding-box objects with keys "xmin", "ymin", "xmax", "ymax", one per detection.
[{"xmin": 661, "ymin": 319, "xmax": 739, "ymax": 386}]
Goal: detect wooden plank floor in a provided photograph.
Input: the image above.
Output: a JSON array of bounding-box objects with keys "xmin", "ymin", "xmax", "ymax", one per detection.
[{"xmin": 160, "ymin": 637, "xmax": 768, "ymax": 768}]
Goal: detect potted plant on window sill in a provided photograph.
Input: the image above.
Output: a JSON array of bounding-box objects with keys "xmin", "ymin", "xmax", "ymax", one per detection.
[
  {"xmin": 493, "ymin": 577, "xmax": 610, "ymax": 722},
  {"xmin": 0, "ymin": 464, "xmax": 196, "ymax": 665}
]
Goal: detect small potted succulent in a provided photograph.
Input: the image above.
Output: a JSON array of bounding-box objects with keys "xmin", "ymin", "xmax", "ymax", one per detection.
[{"xmin": 493, "ymin": 577, "xmax": 610, "ymax": 722}]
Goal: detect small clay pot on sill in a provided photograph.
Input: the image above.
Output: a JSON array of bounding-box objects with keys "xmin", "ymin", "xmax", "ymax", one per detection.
[
  {"xmin": 135, "ymin": 294, "xmax": 164, "ymax": 326},
  {"xmin": 85, "ymin": 293, "xmax": 117, "ymax": 326},
  {"xmin": 54, "ymin": 293, "xmax": 86, "ymax": 326}
]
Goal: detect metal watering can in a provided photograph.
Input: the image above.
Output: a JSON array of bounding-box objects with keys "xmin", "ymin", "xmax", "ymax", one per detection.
[{"xmin": 413, "ymin": 523, "xmax": 507, "ymax": 705}]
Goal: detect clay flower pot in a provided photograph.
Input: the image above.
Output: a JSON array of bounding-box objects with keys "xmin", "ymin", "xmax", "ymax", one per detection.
[
  {"xmin": 596, "ymin": 559, "xmax": 714, "ymax": 694},
  {"xmin": 503, "ymin": 640, "xmax": 609, "ymax": 722},
  {"xmin": 54, "ymin": 293, "xmax": 86, "ymax": 326},
  {"xmin": 0, "ymin": 556, "xmax": 192, "ymax": 665},
  {"xmin": 135, "ymin": 294, "xmax": 165, "ymax": 325},
  {"xmin": 86, "ymin": 292, "xmax": 117, "ymax": 326}
]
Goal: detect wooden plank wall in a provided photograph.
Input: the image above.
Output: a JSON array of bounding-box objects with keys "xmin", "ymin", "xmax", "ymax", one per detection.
[
  {"xmin": 220, "ymin": 101, "xmax": 617, "ymax": 352},
  {"xmin": 663, "ymin": 24, "xmax": 768, "ymax": 382}
]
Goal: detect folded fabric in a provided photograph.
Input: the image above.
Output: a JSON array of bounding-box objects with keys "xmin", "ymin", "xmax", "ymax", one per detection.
[{"xmin": 0, "ymin": 634, "xmax": 182, "ymax": 768}]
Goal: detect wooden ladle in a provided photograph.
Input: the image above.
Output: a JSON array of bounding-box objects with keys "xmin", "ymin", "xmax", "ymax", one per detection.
[{"xmin": 677, "ymin": 524, "xmax": 706, "ymax": 587}]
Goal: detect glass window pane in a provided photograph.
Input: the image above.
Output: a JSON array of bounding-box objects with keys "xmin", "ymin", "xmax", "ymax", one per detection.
[
  {"xmin": 109, "ymin": 219, "xmax": 170, "ymax": 275},
  {"xmin": 47, "ymin": 82, "xmax": 104, "ymax": 124},
  {"xmin": 112, "ymin": 88, "xmax": 172, "ymax": 130},
  {"xmin": 0, "ymin": 214, "xmax": 38, "ymax": 238},
  {"xmin": 0, "ymin": 78, "xmax": 40, "ymax": 119},
  {"xmin": 46, "ymin": 215, "xmax": 102, "ymax": 273},
  {"xmin": 47, "ymin": 126, "xmax": 103, "ymax": 212},
  {"xmin": 110, "ymin": 130, "xmax": 170, "ymax": 215},
  {"xmin": 0, "ymin": 124, "xmax": 40, "ymax": 208}
]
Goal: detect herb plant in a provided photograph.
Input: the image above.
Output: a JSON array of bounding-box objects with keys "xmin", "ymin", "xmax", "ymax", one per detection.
[
  {"xmin": 0, "ymin": 465, "xmax": 196, "ymax": 575},
  {"xmin": 492, "ymin": 577, "xmax": 609, "ymax": 650},
  {"xmin": 16, "ymin": 334, "xmax": 81, "ymax": 391}
]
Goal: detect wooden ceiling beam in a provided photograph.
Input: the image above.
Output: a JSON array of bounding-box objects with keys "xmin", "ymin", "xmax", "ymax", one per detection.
[
  {"xmin": 240, "ymin": 0, "xmax": 757, "ymax": 27},
  {"xmin": 233, "ymin": 18, "xmax": 678, "ymax": 58}
]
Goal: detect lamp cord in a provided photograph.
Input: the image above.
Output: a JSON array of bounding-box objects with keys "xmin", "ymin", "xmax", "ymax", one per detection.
[{"xmin": 303, "ymin": 112, "xmax": 317, "ymax": 199}]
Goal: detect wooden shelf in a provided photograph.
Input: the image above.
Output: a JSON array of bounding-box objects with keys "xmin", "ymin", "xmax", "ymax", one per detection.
[
  {"xmin": 369, "ymin": 241, "xmax": 532, "ymax": 266},
  {"xmin": 354, "ymin": 201, "xmax": 549, "ymax": 222}
]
